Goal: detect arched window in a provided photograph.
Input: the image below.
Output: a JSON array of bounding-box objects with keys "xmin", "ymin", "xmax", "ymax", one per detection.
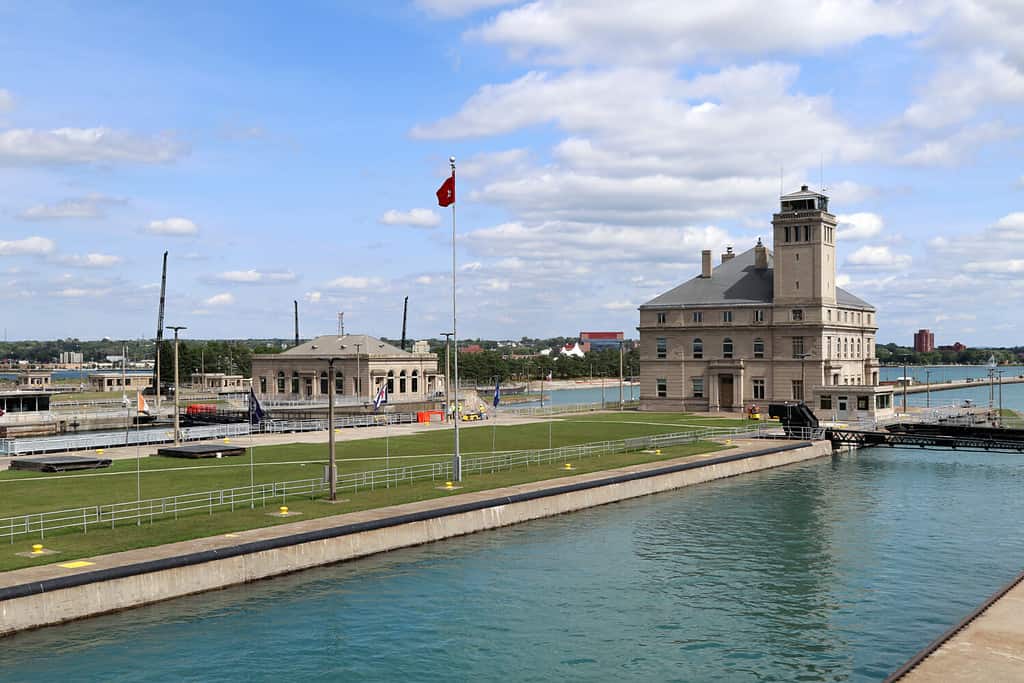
[
  {"xmin": 277, "ymin": 371, "xmax": 285, "ymax": 393},
  {"xmin": 692, "ymin": 338, "xmax": 703, "ymax": 359},
  {"xmin": 387, "ymin": 370, "xmax": 395, "ymax": 394},
  {"xmin": 336, "ymin": 372, "xmax": 344, "ymax": 394},
  {"xmin": 753, "ymin": 338, "xmax": 765, "ymax": 359},
  {"xmin": 399, "ymin": 370, "xmax": 407, "ymax": 393},
  {"xmin": 320, "ymin": 371, "xmax": 329, "ymax": 395},
  {"xmin": 291, "ymin": 372, "xmax": 299, "ymax": 394},
  {"xmin": 723, "ymin": 337, "xmax": 733, "ymax": 359},
  {"xmin": 411, "ymin": 370, "xmax": 419, "ymax": 393}
]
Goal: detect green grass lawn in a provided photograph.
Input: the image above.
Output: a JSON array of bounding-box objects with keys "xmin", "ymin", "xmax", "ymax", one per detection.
[
  {"xmin": 0, "ymin": 439, "xmax": 725, "ymax": 572},
  {"xmin": 1, "ymin": 411, "xmax": 754, "ymax": 518},
  {"xmin": 0, "ymin": 410, "xmax": 751, "ymax": 571}
]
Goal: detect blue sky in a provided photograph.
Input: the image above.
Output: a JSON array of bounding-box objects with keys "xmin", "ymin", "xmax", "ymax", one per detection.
[{"xmin": 1, "ymin": 1, "xmax": 1023, "ymax": 346}]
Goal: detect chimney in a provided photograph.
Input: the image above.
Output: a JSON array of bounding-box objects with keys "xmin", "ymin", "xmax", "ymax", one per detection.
[
  {"xmin": 721, "ymin": 245, "xmax": 735, "ymax": 263},
  {"xmin": 754, "ymin": 237, "xmax": 768, "ymax": 269},
  {"xmin": 801, "ymin": 184, "xmax": 809, "ymax": 191},
  {"xmin": 701, "ymin": 250, "xmax": 712, "ymax": 278}
]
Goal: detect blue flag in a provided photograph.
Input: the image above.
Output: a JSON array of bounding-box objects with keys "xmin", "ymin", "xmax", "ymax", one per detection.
[
  {"xmin": 493, "ymin": 380, "xmax": 501, "ymax": 408},
  {"xmin": 373, "ymin": 381, "xmax": 388, "ymax": 411},
  {"xmin": 249, "ymin": 388, "xmax": 265, "ymax": 425}
]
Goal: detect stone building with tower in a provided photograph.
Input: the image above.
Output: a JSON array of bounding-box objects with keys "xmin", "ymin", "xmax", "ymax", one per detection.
[{"xmin": 638, "ymin": 186, "xmax": 894, "ymax": 421}]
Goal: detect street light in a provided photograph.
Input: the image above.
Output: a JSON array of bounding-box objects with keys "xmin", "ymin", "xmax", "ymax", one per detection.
[
  {"xmin": 319, "ymin": 356, "xmax": 341, "ymax": 502},
  {"xmin": 618, "ymin": 340, "xmax": 625, "ymax": 411},
  {"xmin": 440, "ymin": 332, "xmax": 453, "ymax": 421},
  {"xmin": 167, "ymin": 325, "xmax": 187, "ymax": 445},
  {"xmin": 796, "ymin": 352, "xmax": 812, "ymax": 404},
  {"xmin": 925, "ymin": 369, "xmax": 932, "ymax": 408}
]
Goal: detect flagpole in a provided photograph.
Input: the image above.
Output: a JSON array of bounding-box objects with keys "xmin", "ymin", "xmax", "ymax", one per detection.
[
  {"xmin": 135, "ymin": 392, "xmax": 141, "ymax": 521},
  {"xmin": 449, "ymin": 156, "xmax": 462, "ymax": 482}
]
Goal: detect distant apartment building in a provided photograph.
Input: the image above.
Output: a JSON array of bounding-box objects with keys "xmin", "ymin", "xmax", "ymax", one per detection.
[
  {"xmin": 59, "ymin": 351, "xmax": 84, "ymax": 365},
  {"xmin": 937, "ymin": 342, "xmax": 967, "ymax": 352},
  {"xmin": 913, "ymin": 329, "xmax": 935, "ymax": 353}
]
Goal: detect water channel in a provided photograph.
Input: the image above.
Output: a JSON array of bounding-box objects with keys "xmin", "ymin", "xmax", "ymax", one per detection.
[{"xmin": 2, "ymin": 442, "xmax": 1023, "ymax": 682}]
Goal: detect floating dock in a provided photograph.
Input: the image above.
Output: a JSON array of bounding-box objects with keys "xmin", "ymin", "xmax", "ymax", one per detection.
[
  {"xmin": 155, "ymin": 444, "xmax": 245, "ymax": 459},
  {"xmin": 8, "ymin": 455, "xmax": 112, "ymax": 472}
]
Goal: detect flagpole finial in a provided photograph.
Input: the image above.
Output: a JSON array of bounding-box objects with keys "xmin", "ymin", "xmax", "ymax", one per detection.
[{"xmin": 449, "ymin": 156, "xmax": 455, "ymax": 169}]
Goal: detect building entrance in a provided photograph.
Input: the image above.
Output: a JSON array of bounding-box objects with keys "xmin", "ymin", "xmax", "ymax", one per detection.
[{"xmin": 719, "ymin": 374, "xmax": 734, "ymax": 410}]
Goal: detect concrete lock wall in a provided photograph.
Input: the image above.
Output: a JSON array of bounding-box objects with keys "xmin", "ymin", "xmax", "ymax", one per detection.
[{"xmin": 0, "ymin": 441, "xmax": 831, "ymax": 636}]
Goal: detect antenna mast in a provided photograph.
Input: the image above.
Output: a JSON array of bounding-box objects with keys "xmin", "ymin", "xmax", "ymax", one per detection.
[
  {"xmin": 338, "ymin": 312, "xmax": 345, "ymax": 337},
  {"xmin": 400, "ymin": 296, "xmax": 409, "ymax": 351},
  {"xmin": 293, "ymin": 300, "xmax": 299, "ymax": 347}
]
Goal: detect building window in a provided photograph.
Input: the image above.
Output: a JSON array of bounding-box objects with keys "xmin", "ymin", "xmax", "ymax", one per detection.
[
  {"xmin": 387, "ymin": 370, "xmax": 395, "ymax": 394},
  {"xmin": 692, "ymin": 311, "xmax": 703, "ymax": 323},
  {"xmin": 656, "ymin": 312, "xmax": 667, "ymax": 324},
  {"xmin": 692, "ymin": 338, "xmax": 703, "ymax": 359},
  {"xmin": 754, "ymin": 309, "xmax": 765, "ymax": 323},
  {"xmin": 692, "ymin": 377, "xmax": 704, "ymax": 398},
  {"xmin": 723, "ymin": 337, "xmax": 733, "ymax": 359},
  {"xmin": 722, "ymin": 311, "xmax": 733, "ymax": 323},
  {"xmin": 336, "ymin": 373, "xmax": 345, "ymax": 393},
  {"xmin": 867, "ymin": 313, "xmax": 872, "ymax": 324},
  {"xmin": 753, "ymin": 338, "xmax": 765, "ymax": 359},
  {"xmin": 827, "ymin": 309, "xmax": 832, "ymax": 321},
  {"xmin": 792, "ymin": 337, "xmax": 805, "ymax": 358},
  {"xmin": 753, "ymin": 378, "xmax": 765, "ymax": 400},
  {"xmin": 656, "ymin": 337, "xmax": 667, "ymax": 359},
  {"xmin": 291, "ymin": 372, "xmax": 299, "ymax": 394},
  {"xmin": 411, "ymin": 370, "xmax": 419, "ymax": 393},
  {"xmin": 857, "ymin": 395, "xmax": 870, "ymax": 410},
  {"xmin": 804, "ymin": 225, "xmax": 810, "ymax": 241},
  {"xmin": 820, "ymin": 395, "xmax": 832, "ymax": 410},
  {"xmin": 260, "ymin": 376, "xmax": 267, "ymax": 393},
  {"xmin": 320, "ymin": 371, "xmax": 329, "ymax": 395},
  {"xmin": 876, "ymin": 394, "xmax": 891, "ymax": 409},
  {"xmin": 826, "ymin": 337, "xmax": 832, "ymax": 358},
  {"xmin": 792, "ymin": 309, "xmax": 803, "ymax": 321},
  {"xmin": 399, "ymin": 370, "xmax": 407, "ymax": 393},
  {"xmin": 792, "ymin": 380, "xmax": 804, "ymax": 401},
  {"xmin": 784, "ymin": 226, "xmax": 791, "ymax": 242},
  {"xmin": 277, "ymin": 371, "xmax": 285, "ymax": 393},
  {"xmin": 656, "ymin": 378, "xmax": 667, "ymax": 398}
]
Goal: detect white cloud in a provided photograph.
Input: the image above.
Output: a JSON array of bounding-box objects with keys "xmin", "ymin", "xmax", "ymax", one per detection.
[
  {"xmin": 963, "ymin": 259, "xmax": 1024, "ymax": 274},
  {"xmin": 326, "ymin": 276, "xmax": 383, "ymax": 290},
  {"xmin": 304, "ymin": 291, "xmax": 322, "ymax": 303},
  {"xmin": 379, "ymin": 208, "xmax": 441, "ymax": 228},
  {"xmin": 469, "ymin": 1, "xmax": 927, "ymax": 66},
  {"xmin": 837, "ymin": 213, "xmax": 884, "ymax": 241},
  {"xmin": 203, "ymin": 292, "xmax": 235, "ymax": 306},
  {"xmin": 460, "ymin": 261, "xmax": 483, "ymax": 271},
  {"xmin": 216, "ymin": 269, "xmax": 296, "ymax": 284},
  {"xmin": 992, "ymin": 212, "xmax": 1024, "ymax": 239},
  {"xmin": 58, "ymin": 253, "xmax": 122, "ymax": 268},
  {"xmin": 0, "ymin": 236, "xmax": 56, "ymax": 256},
  {"xmin": 146, "ymin": 217, "xmax": 198, "ymax": 236},
  {"xmin": 415, "ymin": 275, "xmax": 434, "ymax": 285},
  {"xmin": 846, "ymin": 245, "xmax": 912, "ymax": 269},
  {"xmin": 903, "ymin": 52, "xmax": 1024, "ymax": 129},
  {"xmin": 484, "ymin": 278, "xmax": 510, "ymax": 291},
  {"xmin": 0, "ymin": 89, "xmax": 13, "ymax": 112},
  {"xmin": 18, "ymin": 194, "xmax": 124, "ymax": 220},
  {"xmin": 900, "ymin": 122, "xmax": 1014, "ymax": 166},
  {"xmin": 603, "ymin": 301, "xmax": 636, "ymax": 311},
  {"xmin": 55, "ymin": 287, "xmax": 111, "ymax": 298},
  {"xmin": 456, "ymin": 148, "xmax": 530, "ymax": 180},
  {"xmin": 0, "ymin": 127, "xmax": 186, "ymax": 166}
]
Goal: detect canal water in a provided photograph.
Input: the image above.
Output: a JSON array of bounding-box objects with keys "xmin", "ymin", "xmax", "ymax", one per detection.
[{"xmin": 2, "ymin": 445, "xmax": 1023, "ymax": 682}]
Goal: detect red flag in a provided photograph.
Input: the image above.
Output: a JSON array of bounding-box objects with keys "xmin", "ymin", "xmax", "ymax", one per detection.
[{"xmin": 436, "ymin": 174, "xmax": 455, "ymax": 207}]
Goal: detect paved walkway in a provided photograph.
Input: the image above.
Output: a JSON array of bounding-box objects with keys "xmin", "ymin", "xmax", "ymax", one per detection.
[{"xmin": 898, "ymin": 574, "xmax": 1024, "ymax": 681}]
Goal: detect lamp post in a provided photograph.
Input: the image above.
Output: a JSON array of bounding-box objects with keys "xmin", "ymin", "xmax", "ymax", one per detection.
[
  {"xmin": 167, "ymin": 325, "xmax": 187, "ymax": 445},
  {"xmin": 354, "ymin": 342, "xmax": 362, "ymax": 403},
  {"xmin": 925, "ymin": 369, "xmax": 932, "ymax": 408},
  {"xmin": 797, "ymin": 352, "xmax": 811, "ymax": 404},
  {"xmin": 441, "ymin": 332, "xmax": 453, "ymax": 421},
  {"xmin": 618, "ymin": 340, "xmax": 624, "ymax": 411},
  {"xmin": 320, "ymin": 357, "xmax": 340, "ymax": 501}
]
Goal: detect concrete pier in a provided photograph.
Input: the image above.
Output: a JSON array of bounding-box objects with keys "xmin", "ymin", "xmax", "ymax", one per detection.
[
  {"xmin": 889, "ymin": 571, "xmax": 1024, "ymax": 681},
  {"xmin": 0, "ymin": 438, "xmax": 830, "ymax": 636}
]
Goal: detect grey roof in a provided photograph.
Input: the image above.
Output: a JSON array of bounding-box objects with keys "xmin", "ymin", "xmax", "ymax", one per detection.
[
  {"xmin": 278, "ymin": 334, "xmax": 413, "ymax": 358},
  {"xmin": 781, "ymin": 185, "xmax": 827, "ymax": 200},
  {"xmin": 640, "ymin": 246, "xmax": 873, "ymax": 310}
]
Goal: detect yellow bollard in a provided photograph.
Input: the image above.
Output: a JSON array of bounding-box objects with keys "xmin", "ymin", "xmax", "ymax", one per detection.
[
  {"xmin": 96, "ymin": 449, "xmax": 104, "ymax": 455},
  {"xmin": 279, "ymin": 506, "xmax": 288, "ymax": 515},
  {"xmin": 444, "ymin": 481, "xmax": 454, "ymax": 488},
  {"xmin": 224, "ymin": 438, "xmax": 230, "ymax": 444},
  {"xmin": 563, "ymin": 463, "xmax": 574, "ymax": 470},
  {"xmin": 655, "ymin": 449, "xmax": 661, "ymax": 455},
  {"xmin": 725, "ymin": 439, "xmax": 732, "ymax": 445},
  {"xmin": 31, "ymin": 544, "xmax": 43, "ymax": 554}
]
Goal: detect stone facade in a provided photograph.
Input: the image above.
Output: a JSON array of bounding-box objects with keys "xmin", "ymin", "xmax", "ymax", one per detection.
[
  {"xmin": 250, "ymin": 334, "xmax": 443, "ymax": 403},
  {"xmin": 638, "ymin": 186, "xmax": 894, "ymax": 420}
]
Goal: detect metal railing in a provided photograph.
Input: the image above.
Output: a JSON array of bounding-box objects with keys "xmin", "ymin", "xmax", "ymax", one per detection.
[
  {"xmin": 0, "ymin": 423, "xmax": 252, "ymax": 456},
  {"xmin": 507, "ymin": 400, "xmax": 640, "ymax": 417},
  {"xmin": 1, "ymin": 424, "xmax": 787, "ymax": 542},
  {"xmin": 261, "ymin": 412, "xmax": 419, "ymax": 434}
]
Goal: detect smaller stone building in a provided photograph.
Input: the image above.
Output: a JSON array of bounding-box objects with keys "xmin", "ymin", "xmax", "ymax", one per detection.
[
  {"xmin": 87, "ymin": 373, "xmax": 153, "ymax": 392},
  {"xmin": 190, "ymin": 373, "xmax": 250, "ymax": 392},
  {"xmin": 250, "ymin": 334, "xmax": 443, "ymax": 402}
]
